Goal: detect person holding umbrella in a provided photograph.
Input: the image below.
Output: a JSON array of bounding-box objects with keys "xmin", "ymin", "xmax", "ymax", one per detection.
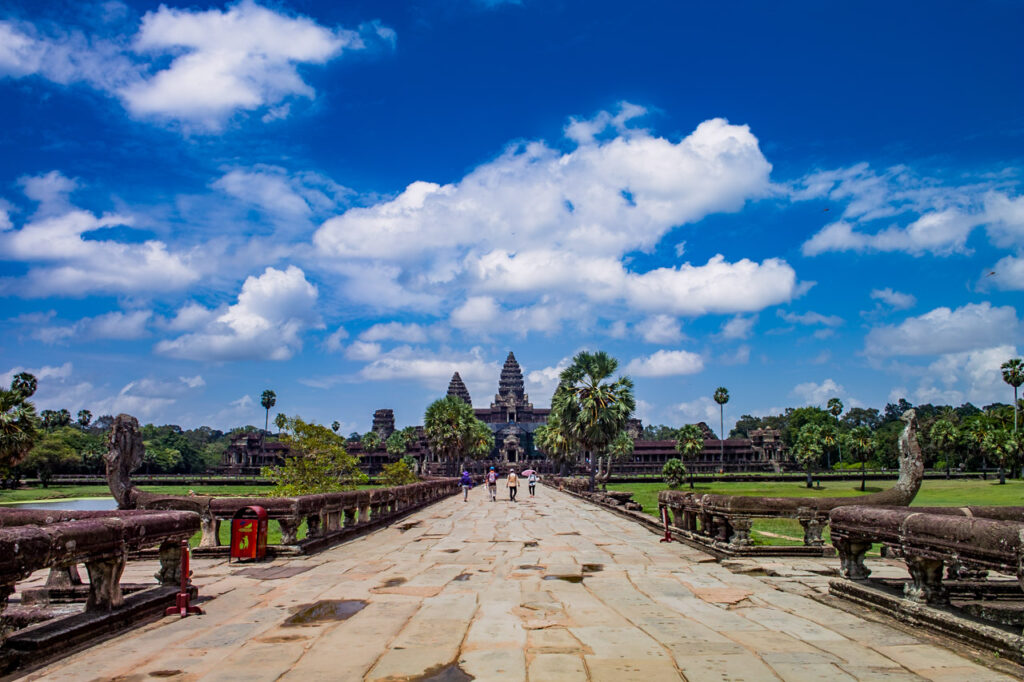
[{"xmin": 522, "ymin": 469, "xmax": 538, "ymax": 497}]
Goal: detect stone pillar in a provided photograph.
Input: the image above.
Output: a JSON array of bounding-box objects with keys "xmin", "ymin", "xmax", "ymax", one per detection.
[
  {"xmin": 306, "ymin": 514, "xmax": 322, "ymax": 539},
  {"xmin": 729, "ymin": 517, "xmax": 752, "ymax": 548},
  {"xmin": 799, "ymin": 516, "xmax": 825, "ymax": 547},
  {"xmin": 198, "ymin": 513, "xmax": 220, "ymax": 548},
  {"xmin": 155, "ymin": 541, "xmax": 183, "ymax": 586},
  {"xmin": 45, "ymin": 564, "xmax": 83, "ymax": 588},
  {"xmin": 278, "ymin": 518, "xmax": 301, "ymax": 545},
  {"xmin": 834, "ymin": 537, "xmax": 873, "ymax": 580},
  {"xmin": 904, "ymin": 555, "xmax": 948, "ymax": 605},
  {"xmin": 343, "ymin": 507, "xmax": 357, "ymax": 528},
  {"xmin": 85, "ymin": 553, "xmax": 127, "ymax": 612}
]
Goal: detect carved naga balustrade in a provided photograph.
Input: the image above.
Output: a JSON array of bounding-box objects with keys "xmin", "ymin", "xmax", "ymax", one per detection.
[
  {"xmin": 105, "ymin": 415, "xmax": 459, "ymax": 553},
  {"xmin": 0, "ymin": 508, "xmax": 199, "ymax": 647},
  {"xmin": 658, "ymin": 410, "xmax": 925, "ymax": 555}
]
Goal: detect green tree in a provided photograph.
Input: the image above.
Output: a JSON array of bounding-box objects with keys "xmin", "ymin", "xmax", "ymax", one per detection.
[
  {"xmin": 379, "ymin": 459, "xmax": 418, "ymax": 487},
  {"xmin": 535, "ymin": 413, "xmax": 574, "ymax": 476},
  {"xmin": 386, "ymin": 430, "xmax": 409, "ymax": 457},
  {"xmin": 1, "ymin": 373, "xmax": 41, "ymax": 472},
  {"xmin": 713, "ymin": 387, "xmax": 729, "ymax": 463},
  {"xmin": 21, "ymin": 437, "xmax": 77, "ymax": 487},
  {"xmin": 930, "ymin": 418, "xmax": 959, "ymax": 479},
  {"xmin": 1002, "ymin": 358, "xmax": 1023, "ymax": 438},
  {"xmin": 793, "ymin": 423, "xmax": 824, "ymax": 488},
  {"xmin": 424, "ymin": 395, "xmax": 492, "ymax": 468},
  {"xmin": 662, "ymin": 458, "xmax": 687, "ymax": 489},
  {"xmin": 260, "ymin": 389, "xmax": 276, "ymax": 436},
  {"xmin": 601, "ymin": 430, "xmax": 634, "ymax": 488},
  {"xmin": 551, "ymin": 351, "xmax": 635, "ymax": 491},
  {"xmin": 820, "ymin": 425, "xmax": 839, "ymax": 470},
  {"xmin": 674, "ymin": 423, "xmax": 704, "ymax": 489},
  {"xmin": 827, "ymin": 397, "xmax": 843, "ymax": 468},
  {"xmin": 76, "ymin": 409, "xmax": 92, "ymax": 429},
  {"xmin": 274, "ymin": 413, "xmax": 288, "ymax": 432},
  {"xmin": 983, "ymin": 428, "xmax": 1017, "ymax": 485},
  {"xmin": 361, "ymin": 431, "xmax": 382, "ymax": 452},
  {"xmin": 262, "ymin": 416, "xmax": 367, "ymax": 495},
  {"xmin": 846, "ymin": 425, "xmax": 874, "ymax": 491}
]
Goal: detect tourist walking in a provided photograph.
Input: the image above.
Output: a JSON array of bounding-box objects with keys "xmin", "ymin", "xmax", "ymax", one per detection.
[
  {"xmin": 528, "ymin": 471, "xmax": 537, "ymax": 497},
  {"xmin": 507, "ymin": 469, "xmax": 518, "ymax": 502},
  {"xmin": 460, "ymin": 470, "xmax": 473, "ymax": 501},
  {"xmin": 486, "ymin": 467, "xmax": 498, "ymax": 501}
]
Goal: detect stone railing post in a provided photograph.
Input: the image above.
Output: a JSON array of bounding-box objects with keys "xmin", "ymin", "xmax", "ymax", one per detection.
[
  {"xmin": 85, "ymin": 552, "xmax": 127, "ymax": 612},
  {"xmin": 833, "ymin": 537, "xmax": 872, "ymax": 580},
  {"xmin": 155, "ymin": 540, "xmax": 183, "ymax": 586},
  {"xmin": 198, "ymin": 512, "xmax": 220, "ymax": 548},
  {"xmin": 729, "ymin": 517, "xmax": 752, "ymax": 548},
  {"xmin": 904, "ymin": 555, "xmax": 948, "ymax": 605},
  {"xmin": 798, "ymin": 509, "xmax": 825, "ymax": 547},
  {"xmin": 278, "ymin": 517, "xmax": 301, "ymax": 545}
]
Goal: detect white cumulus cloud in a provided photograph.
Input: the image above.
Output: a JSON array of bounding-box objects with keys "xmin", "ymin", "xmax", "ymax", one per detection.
[
  {"xmin": 864, "ymin": 302, "xmax": 1019, "ymax": 357},
  {"xmin": 625, "ymin": 349, "xmax": 704, "ymax": 377},
  {"xmin": 155, "ymin": 265, "xmax": 321, "ymax": 361}
]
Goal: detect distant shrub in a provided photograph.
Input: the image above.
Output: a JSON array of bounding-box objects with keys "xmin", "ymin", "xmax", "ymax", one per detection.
[{"xmin": 662, "ymin": 458, "xmax": 687, "ymax": 489}]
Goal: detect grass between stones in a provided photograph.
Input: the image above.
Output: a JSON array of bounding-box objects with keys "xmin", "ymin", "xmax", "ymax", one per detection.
[{"xmin": 608, "ymin": 478, "xmax": 1024, "ymax": 546}]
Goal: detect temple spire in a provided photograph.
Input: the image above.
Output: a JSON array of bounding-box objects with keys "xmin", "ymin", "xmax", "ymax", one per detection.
[
  {"xmin": 446, "ymin": 372, "xmax": 472, "ymax": 405},
  {"xmin": 497, "ymin": 351, "xmax": 525, "ymax": 402}
]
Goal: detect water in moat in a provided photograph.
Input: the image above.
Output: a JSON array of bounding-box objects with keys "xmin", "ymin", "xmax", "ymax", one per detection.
[{"xmin": 3, "ymin": 498, "xmax": 117, "ymax": 511}]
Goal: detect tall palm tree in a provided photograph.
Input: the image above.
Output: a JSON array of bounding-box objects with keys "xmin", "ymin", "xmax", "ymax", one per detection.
[
  {"xmin": 1, "ymin": 375, "xmax": 41, "ymax": 470},
  {"xmin": 552, "ymin": 351, "xmax": 635, "ymax": 491},
  {"xmin": 274, "ymin": 413, "xmax": 288, "ymax": 433},
  {"xmin": 827, "ymin": 397, "xmax": 843, "ymax": 469},
  {"xmin": 56, "ymin": 408, "xmax": 71, "ymax": 427},
  {"xmin": 847, "ymin": 425, "xmax": 873, "ymax": 491},
  {"xmin": 424, "ymin": 395, "xmax": 490, "ymax": 471},
  {"xmin": 821, "ymin": 425, "xmax": 838, "ymax": 472},
  {"xmin": 260, "ymin": 389, "xmax": 276, "ymax": 459},
  {"xmin": 1002, "ymin": 358, "xmax": 1023, "ymax": 438},
  {"xmin": 77, "ymin": 409, "xmax": 92, "ymax": 429},
  {"xmin": 675, "ymin": 423, "xmax": 704, "ymax": 489},
  {"xmin": 930, "ymin": 419, "xmax": 959, "ymax": 479},
  {"xmin": 983, "ymin": 428, "xmax": 1014, "ymax": 485},
  {"xmin": 713, "ymin": 387, "xmax": 729, "ymax": 464}
]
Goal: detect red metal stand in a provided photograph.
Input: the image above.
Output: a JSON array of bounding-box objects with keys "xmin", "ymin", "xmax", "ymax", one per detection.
[
  {"xmin": 659, "ymin": 506, "xmax": 674, "ymax": 543},
  {"xmin": 165, "ymin": 540, "xmax": 203, "ymax": 617}
]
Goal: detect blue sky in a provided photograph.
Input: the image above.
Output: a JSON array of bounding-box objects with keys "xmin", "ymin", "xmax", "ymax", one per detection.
[{"xmin": 1, "ymin": 0, "xmax": 1021, "ymax": 434}]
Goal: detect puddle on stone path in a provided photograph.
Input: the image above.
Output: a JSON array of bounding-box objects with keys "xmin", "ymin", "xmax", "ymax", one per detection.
[
  {"xmin": 398, "ymin": 521, "xmax": 422, "ymax": 533},
  {"xmin": 441, "ymin": 548, "xmax": 460, "ymax": 553},
  {"xmin": 283, "ymin": 599, "xmax": 367, "ymax": 626},
  {"xmin": 555, "ymin": 531, "xmax": 579, "ymax": 536},
  {"xmin": 380, "ymin": 577, "xmax": 407, "ymax": 588},
  {"xmin": 582, "ymin": 563, "xmax": 604, "ymax": 573},
  {"xmin": 148, "ymin": 672, "xmax": 183, "ymax": 678},
  {"xmin": 518, "ymin": 564, "xmax": 545, "ymax": 571},
  {"xmin": 543, "ymin": 575, "xmax": 583, "ymax": 583},
  {"xmin": 409, "ymin": 662, "xmax": 475, "ymax": 681},
  {"xmin": 453, "ymin": 573, "xmax": 472, "ymax": 582},
  {"xmin": 523, "ymin": 541, "xmax": 538, "ymax": 547},
  {"xmin": 256, "ymin": 634, "xmax": 309, "ymax": 643}
]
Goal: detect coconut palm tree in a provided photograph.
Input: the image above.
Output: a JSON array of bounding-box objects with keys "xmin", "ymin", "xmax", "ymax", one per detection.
[
  {"xmin": 674, "ymin": 423, "xmax": 704, "ymax": 489},
  {"xmin": 77, "ymin": 409, "xmax": 92, "ymax": 429},
  {"xmin": 827, "ymin": 397, "xmax": 843, "ymax": 469},
  {"xmin": 930, "ymin": 419, "xmax": 959, "ymax": 479},
  {"xmin": 1002, "ymin": 358, "xmax": 1023, "ymax": 438},
  {"xmin": 713, "ymin": 387, "xmax": 729, "ymax": 464},
  {"xmin": 1, "ymin": 374, "xmax": 41, "ymax": 470},
  {"xmin": 551, "ymin": 351, "xmax": 635, "ymax": 491},
  {"xmin": 847, "ymin": 425, "xmax": 874, "ymax": 491},
  {"xmin": 274, "ymin": 413, "xmax": 288, "ymax": 433}
]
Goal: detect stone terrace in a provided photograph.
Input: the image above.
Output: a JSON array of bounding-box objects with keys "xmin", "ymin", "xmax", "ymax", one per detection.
[{"xmin": 22, "ymin": 490, "xmax": 1022, "ymax": 681}]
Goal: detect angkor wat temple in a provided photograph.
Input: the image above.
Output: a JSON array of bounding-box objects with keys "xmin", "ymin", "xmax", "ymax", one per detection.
[{"xmin": 223, "ymin": 350, "xmax": 787, "ymax": 475}]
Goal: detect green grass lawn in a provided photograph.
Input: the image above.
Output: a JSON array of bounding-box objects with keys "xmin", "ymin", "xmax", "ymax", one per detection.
[{"xmin": 608, "ymin": 478, "xmax": 1024, "ymax": 546}]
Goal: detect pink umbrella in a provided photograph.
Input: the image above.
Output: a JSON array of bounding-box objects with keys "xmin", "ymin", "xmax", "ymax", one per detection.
[{"xmin": 520, "ymin": 469, "xmax": 536, "ymax": 476}]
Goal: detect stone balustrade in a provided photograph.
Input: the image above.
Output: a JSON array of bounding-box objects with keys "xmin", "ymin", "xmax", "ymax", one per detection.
[
  {"xmin": 656, "ymin": 409, "xmax": 926, "ymax": 556},
  {"xmin": 0, "ymin": 508, "xmax": 199, "ymax": 645},
  {"xmin": 830, "ymin": 505, "xmax": 1024, "ymax": 603},
  {"xmin": 131, "ymin": 479, "xmax": 460, "ymax": 551}
]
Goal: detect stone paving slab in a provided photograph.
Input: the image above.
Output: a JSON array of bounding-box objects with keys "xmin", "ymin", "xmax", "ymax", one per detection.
[{"xmin": 21, "ymin": 487, "xmax": 1023, "ymax": 681}]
